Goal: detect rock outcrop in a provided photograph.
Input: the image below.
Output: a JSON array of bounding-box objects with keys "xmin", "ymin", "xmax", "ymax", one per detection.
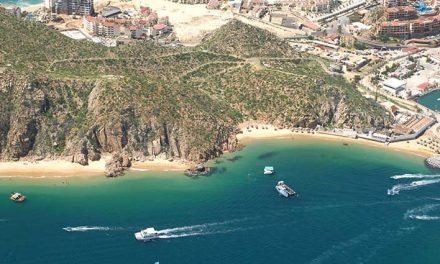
[
  {"xmin": 0, "ymin": 13, "xmax": 392, "ymax": 176},
  {"xmin": 425, "ymin": 155, "xmax": 440, "ymax": 169},
  {"xmin": 105, "ymin": 151, "xmax": 132, "ymax": 177}
]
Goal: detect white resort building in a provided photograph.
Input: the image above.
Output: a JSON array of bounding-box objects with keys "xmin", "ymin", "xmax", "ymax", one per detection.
[{"xmin": 382, "ymin": 78, "xmax": 407, "ymax": 96}]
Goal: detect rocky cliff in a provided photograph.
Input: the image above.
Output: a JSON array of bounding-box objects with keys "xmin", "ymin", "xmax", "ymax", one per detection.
[{"xmin": 0, "ymin": 13, "xmax": 391, "ymax": 176}]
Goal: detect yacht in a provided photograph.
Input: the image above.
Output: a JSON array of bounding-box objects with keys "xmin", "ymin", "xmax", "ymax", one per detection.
[
  {"xmin": 135, "ymin": 227, "xmax": 159, "ymax": 242},
  {"xmin": 10, "ymin": 192, "xmax": 26, "ymax": 202},
  {"xmin": 264, "ymin": 166, "xmax": 274, "ymax": 175},
  {"xmin": 275, "ymin": 181, "xmax": 297, "ymax": 198}
]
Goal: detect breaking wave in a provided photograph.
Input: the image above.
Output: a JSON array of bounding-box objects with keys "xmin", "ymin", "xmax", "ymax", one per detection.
[
  {"xmin": 63, "ymin": 226, "xmax": 121, "ymax": 232},
  {"xmin": 391, "ymin": 173, "xmax": 440, "ymax": 180},
  {"xmin": 388, "ymin": 179, "xmax": 440, "ymax": 195}
]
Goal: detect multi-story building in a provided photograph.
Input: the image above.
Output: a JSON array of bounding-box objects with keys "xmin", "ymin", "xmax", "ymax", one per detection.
[
  {"xmin": 378, "ymin": 15, "xmax": 440, "ymax": 38},
  {"xmin": 83, "ymin": 15, "xmax": 163, "ymax": 39},
  {"xmin": 378, "ymin": 20, "xmax": 411, "ymax": 38},
  {"xmin": 166, "ymin": 0, "xmax": 209, "ymax": 3},
  {"xmin": 297, "ymin": 0, "xmax": 338, "ymax": 12},
  {"xmin": 385, "ymin": 6, "xmax": 417, "ymax": 20},
  {"xmin": 53, "ymin": 0, "xmax": 94, "ymax": 15},
  {"xmin": 383, "ymin": 0, "xmax": 408, "ymax": 7}
]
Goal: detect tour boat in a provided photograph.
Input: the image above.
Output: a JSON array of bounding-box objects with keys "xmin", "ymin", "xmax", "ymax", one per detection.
[
  {"xmin": 264, "ymin": 166, "xmax": 274, "ymax": 175},
  {"xmin": 135, "ymin": 227, "xmax": 159, "ymax": 242},
  {"xmin": 10, "ymin": 192, "xmax": 26, "ymax": 202},
  {"xmin": 275, "ymin": 181, "xmax": 297, "ymax": 198}
]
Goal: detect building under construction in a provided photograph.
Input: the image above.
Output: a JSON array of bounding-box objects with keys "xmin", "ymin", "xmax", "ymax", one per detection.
[{"xmin": 46, "ymin": 0, "xmax": 94, "ymax": 15}]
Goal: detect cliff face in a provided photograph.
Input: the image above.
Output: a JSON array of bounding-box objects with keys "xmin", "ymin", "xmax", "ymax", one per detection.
[
  {"xmin": 0, "ymin": 13, "xmax": 391, "ymax": 175},
  {"xmin": 0, "ymin": 72, "xmax": 239, "ymax": 168}
]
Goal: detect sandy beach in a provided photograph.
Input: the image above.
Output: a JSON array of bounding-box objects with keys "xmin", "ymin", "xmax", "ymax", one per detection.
[
  {"xmin": 0, "ymin": 121, "xmax": 434, "ymax": 178},
  {"xmin": 22, "ymin": 3, "xmax": 44, "ymax": 12},
  {"xmin": 0, "ymin": 159, "xmax": 105, "ymax": 178},
  {"xmin": 237, "ymin": 122, "xmax": 435, "ymax": 158},
  {"xmin": 0, "ymin": 156, "xmax": 191, "ymax": 178},
  {"xmin": 131, "ymin": 159, "xmax": 191, "ymax": 172}
]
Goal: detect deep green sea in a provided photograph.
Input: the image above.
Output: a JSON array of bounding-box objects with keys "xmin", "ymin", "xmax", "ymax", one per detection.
[{"xmin": 1, "ymin": 138, "xmax": 440, "ymax": 264}]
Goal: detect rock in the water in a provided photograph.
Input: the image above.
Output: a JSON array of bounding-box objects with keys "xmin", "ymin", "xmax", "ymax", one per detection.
[
  {"xmin": 105, "ymin": 151, "xmax": 132, "ymax": 177},
  {"xmin": 425, "ymin": 155, "xmax": 440, "ymax": 169}
]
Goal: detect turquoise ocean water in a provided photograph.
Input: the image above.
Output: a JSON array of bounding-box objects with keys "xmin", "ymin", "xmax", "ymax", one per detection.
[
  {"xmin": 1, "ymin": 138, "xmax": 440, "ymax": 264},
  {"xmin": 0, "ymin": 0, "xmax": 43, "ymax": 8},
  {"xmin": 418, "ymin": 90, "xmax": 440, "ymax": 112}
]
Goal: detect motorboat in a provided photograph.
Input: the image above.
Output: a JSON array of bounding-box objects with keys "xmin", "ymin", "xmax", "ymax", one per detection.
[
  {"xmin": 10, "ymin": 192, "xmax": 26, "ymax": 202},
  {"xmin": 135, "ymin": 227, "xmax": 158, "ymax": 242},
  {"xmin": 275, "ymin": 181, "xmax": 297, "ymax": 197},
  {"xmin": 264, "ymin": 166, "xmax": 274, "ymax": 175}
]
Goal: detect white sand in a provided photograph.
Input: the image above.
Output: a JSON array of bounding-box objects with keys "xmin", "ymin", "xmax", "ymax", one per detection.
[
  {"xmin": 0, "ymin": 159, "xmax": 105, "ymax": 178},
  {"xmin": 237, "ymin": 122, "xmax": 434, "ymax": 158}
]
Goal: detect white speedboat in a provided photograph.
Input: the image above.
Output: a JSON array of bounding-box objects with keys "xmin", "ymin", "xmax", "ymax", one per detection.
[
  {"xmin": 135, "ymin": 227, "xmax": 158, "ymax": 242},
  {"xmin": 264, "ymin": 166, "xmax": 274, "ymax": 175},
  {"xmin": 275, "ymin": 181, "xmax": 297, "ymax": 197},
  {"xmin": 387, "ymin": 188, "xmax": 399, "ymax": 196}
]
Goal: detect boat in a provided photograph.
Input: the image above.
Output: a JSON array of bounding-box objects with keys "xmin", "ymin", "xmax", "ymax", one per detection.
[
  {"xmin": 264, "ymin": 166, "xmax": 274, "ymax": 175},
  {"xmin": 387, "ymin": 188, "xmax": 399, "ymax": 196},
  {"xmin": 10, "ymin": 192, "xmax": 26, "ymax": 202},
  {"xmin": 275, "ymin": 181, "xmax": 297, "ymax": 197},
  {"xmin": 134, "ymin": 227, "xmax": 159, "ymax": 242}
]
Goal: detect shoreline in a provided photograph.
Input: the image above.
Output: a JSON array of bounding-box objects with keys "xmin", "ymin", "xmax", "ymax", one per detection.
[
  {"xmin": 236, "ymin": 123, "xmax": 434, "ymax": 159},
  {"xmin": 0, "ymin": 157, "xmax": 191, "ymax": 179},
  {"xmin": 0, "ymin": 124, "xmax": 433, "ymax": 179}
]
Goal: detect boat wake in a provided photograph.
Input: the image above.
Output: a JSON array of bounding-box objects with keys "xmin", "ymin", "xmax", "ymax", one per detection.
[
  {"xmin": 154, "ymin": 219, "xmax": 255, "ymax": 240},
  {"xmin": 404, "ymin": 204, "xmax": 440, "ymax": 221},
  {"xmin": 408, "ymin": 215, "xmax": 440, "ymax": 221},
  {"xmin": 63, "ymin": 226, "xmax": 123, "ymax": 232},
  {"xmin": 387, "ymin": 179, "xmax": 440, "ymax": 195},
  {"xmin": 156, "ymin": 219, "xmax": 245, "ymax": 235},
  {"xmin": 157, "ymin": 227, "xmax": 248, "ymax": 239},
  {"xmin": 391, "ymin": 173, "xmax": 440, "ymax": 180}
]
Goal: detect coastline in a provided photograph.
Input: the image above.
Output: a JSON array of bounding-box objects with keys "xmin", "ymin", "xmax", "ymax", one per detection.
[
  {"xmin": 236, "ymin": 123, "xmax": 434, "ymax": 158},
  {"xmin": 0, "ymin": 123, "xmax": 433, "ymax": 178},
  {"xmin": 0, "ymin": 157, "xmax": 191, "ymax": 179}
]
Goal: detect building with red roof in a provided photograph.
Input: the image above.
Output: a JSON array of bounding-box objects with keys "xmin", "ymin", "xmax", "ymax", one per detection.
[{"xmin": 417, "ymin": 82, "xmax": 433, "ymax": 91}]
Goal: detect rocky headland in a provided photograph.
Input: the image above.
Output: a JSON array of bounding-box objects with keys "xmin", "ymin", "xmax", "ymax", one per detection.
[{"xmin": 0, "ymin": 13, "xmax": 391, "ymax": 176}]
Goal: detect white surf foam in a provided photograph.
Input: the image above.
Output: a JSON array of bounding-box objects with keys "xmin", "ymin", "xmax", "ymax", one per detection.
[
  {"xmin": 391, "ymin": 173, "xmax": 440, "ymax": 180},
  {"xmin": 158, "ymin": 227, "xmax": 250, "ymax": 239},
  {"xmin": 156, "ymin": 219, "xmax": 247, "ymax": 234},
  {"xmin": 404, "ymin": 204, "xmax": 440, "ymax": 221},
  {"xmin": 63, "ymin": 226, "xmax": 117, "ymax": 232},
  {"xmin": 408, "ymin": 215, "xmax": 440, "ymax": 221},
  {"xmin": 388, "ymin": 179, "xmax": 440, "ymax": 195}
]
